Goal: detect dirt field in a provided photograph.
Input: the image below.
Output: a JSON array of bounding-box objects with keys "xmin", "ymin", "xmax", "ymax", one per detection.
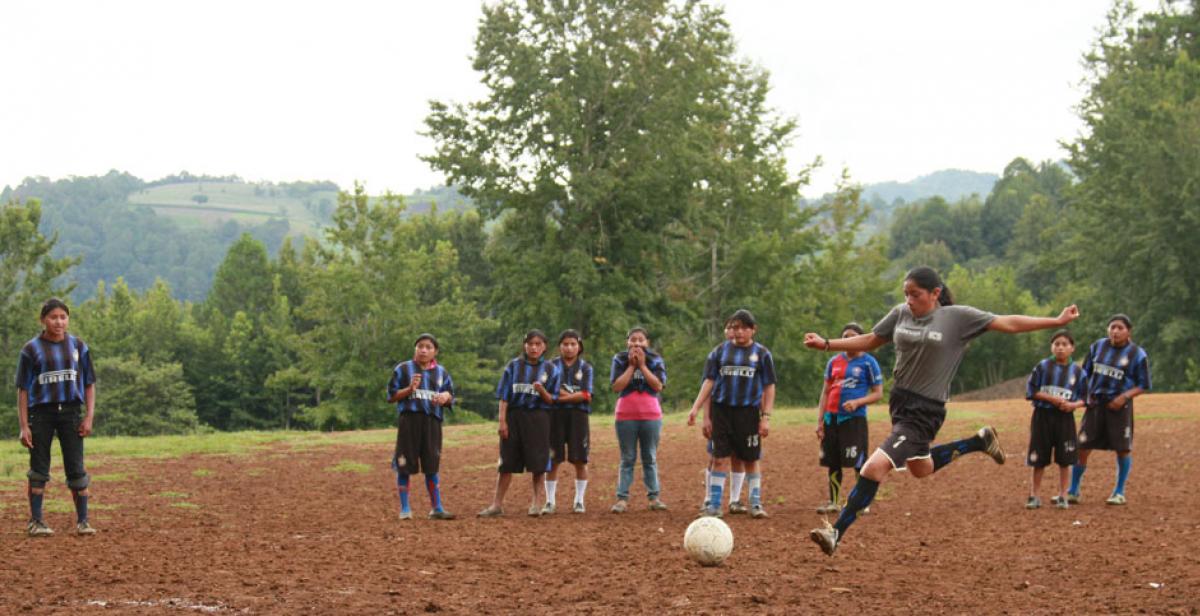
[{"xmin": 2, "ymin": 394, "xmax": 1198, "ymax": 614}]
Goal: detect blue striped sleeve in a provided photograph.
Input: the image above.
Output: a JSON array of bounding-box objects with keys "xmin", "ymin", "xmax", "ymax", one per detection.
[
  {"xmin": 1025, "ymin": 361, "xmax": 1042, "ymax": 401},
  {"xmin": 496, "ymin": 361, "xmax": 513, "ymax": 401},
  {"xmin": 760, "ymin": 347, "xmax": 777, "ymax": 386}
]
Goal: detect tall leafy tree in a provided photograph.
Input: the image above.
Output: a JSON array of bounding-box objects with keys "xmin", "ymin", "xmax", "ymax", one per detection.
[{"xmin": 1066, "ymin": 0, "xmax": 1200, "ymax": 388}]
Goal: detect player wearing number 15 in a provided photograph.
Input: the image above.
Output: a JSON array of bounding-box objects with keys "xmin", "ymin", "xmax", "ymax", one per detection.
[
  {"xmin": 689, "ymin": 309, "xmax": 776, "ymax": 519},
  {"xmin": 387, "ymin": 333, "xmax": 456, "ymax": 521},
  {"xmin": 804, "ymin": 267, "xmax": 1080, "ymax": 556}
]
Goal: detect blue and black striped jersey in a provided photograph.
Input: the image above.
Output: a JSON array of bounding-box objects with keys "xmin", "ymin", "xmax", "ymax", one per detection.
[
  {"xmin": 552, "ymin": 357, "xmax": 593, "ymax": 413},
  {"xmin": 610, "ymin": 350, "xmax": 667, "ymax": 398},
  {"xmin": 496, "ymin": 356, "xmax": 560, "ymax": 410},
  {"xmin": 1081, "ymin": 339, "xmax": 1150, "ymax": 404},
  {"xmin": 704, "ymin": 341, "xmax": 776, "ymax": 408},
  {"xmin": 15, "ymin": 334, "xmax": 95, "ymax": 406},
  {"xmin": 388, "ymin": 360, "xmax": 455, "ymax": 420},
  {"xmin": 1025, "ymin": 358, "xmax": 1086, "ymax": 411}
]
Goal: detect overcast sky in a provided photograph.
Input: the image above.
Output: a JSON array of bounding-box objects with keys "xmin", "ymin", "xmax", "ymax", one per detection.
[{"xmin": 1, "ymin": 1, "xmax": 1141, "ymax": 196}]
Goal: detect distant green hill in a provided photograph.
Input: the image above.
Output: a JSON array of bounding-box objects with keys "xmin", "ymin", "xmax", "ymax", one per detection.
[
  {"xmin": 127, "ymin": 181, "xmax": 336, "ymax": 237},
  {"xmin": 2, "ymin": 172, "xmax": 476, "ymax": 302},
  {"xmin": 862, "ymin": 168, "xmax": 998, "ymax": 205}
]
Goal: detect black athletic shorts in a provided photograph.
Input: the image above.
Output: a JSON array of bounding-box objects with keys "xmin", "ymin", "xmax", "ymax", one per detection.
[
  {"xmin": 549, "ymin": 408, "xmax": 589, "ymax": 465},
  {"xmin": 1078, "ymin": 399, "xmax": 1134, "ymax": 452},
  {"xmin": 820, "ymin": 415, "xmax": 869, "ymax": 470},
  {"xmin": 394, "ymin": 412, "xmax": 443, "ymax": 475},
  {"xmin": 710, "ymin": 402, "xmax": 762, "ymax": 462},
  {"xmin": 879, "ymin": 388, "xmax": 946, "ymax": 470},
  {"xmin": 498, "ymin": 407, "xmax": 551, "ymax": 474},
  {"xmin": 1026, "ymin": 406, "xmax": 1078, "ymax": 467}
]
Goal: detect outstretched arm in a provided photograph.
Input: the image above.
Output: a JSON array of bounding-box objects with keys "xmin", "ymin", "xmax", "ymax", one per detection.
[
  {"xmin": 804, "ymin": 332, "xmax": 888, "ymax": 353},
  {"xmin": 988, "ymin": 305, "xmax": 1079, "ymax": 334}
]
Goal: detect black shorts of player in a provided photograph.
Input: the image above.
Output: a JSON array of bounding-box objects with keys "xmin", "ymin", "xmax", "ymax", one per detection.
[
  {"xmin": 549, "ymin": 408, "xmax": 589, "ymax": 465},
  {"xmin": 498, "ymin": 407, "xmax": 551, "ymax": 474},
  {"xmin": 820, "ymin": 415, "xmax": 869, "ymax": 470},
  {"xmin": 393, "ymin": 411, "xmax": 443, "ymax": 475},
  {"xmin": 710, "ymin": 402, "xmax": 762, "ymax": 462},
  {"xmin": 1078, "ymin": 398, "xmax": 1134, "ymax": 452},
  {"xmin": 1026, "ymin": 407, "xmax": 1079, "ymax": 467},
  {"xmin": 879, "ymin": 388, "xmax": 946, "ymax": 470}
]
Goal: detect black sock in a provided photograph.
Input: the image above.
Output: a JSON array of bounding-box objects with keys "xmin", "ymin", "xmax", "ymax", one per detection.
[
  {"xmin": 833, "ymin": 477, "xmax": 879, "ymax": 538},
  {"xmin": 930, "ymin": 435, "xmax": 985, "ymax": 472}
]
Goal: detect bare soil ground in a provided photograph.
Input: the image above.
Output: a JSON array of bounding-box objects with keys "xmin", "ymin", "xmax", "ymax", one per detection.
[{"xmin": 2, "ymin": 394, "xmax": 1198, "ymax": 615}]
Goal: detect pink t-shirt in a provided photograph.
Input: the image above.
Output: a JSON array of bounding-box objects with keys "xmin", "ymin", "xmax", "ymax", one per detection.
[{"xmin": 615, "ymin": 391, "xmax": 662, "ymax": 421}]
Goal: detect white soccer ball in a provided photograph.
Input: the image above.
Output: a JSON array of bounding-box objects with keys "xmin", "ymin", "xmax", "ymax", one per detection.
[{"xmin": 684, "ymin": 517, "xmax": 734, "ymax": 566}]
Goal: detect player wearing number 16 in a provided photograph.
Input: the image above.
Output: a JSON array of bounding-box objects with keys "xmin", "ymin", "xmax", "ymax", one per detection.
[{"xmin": 804, "ymin": 267, "xmax": 1080, "ymax": 556}]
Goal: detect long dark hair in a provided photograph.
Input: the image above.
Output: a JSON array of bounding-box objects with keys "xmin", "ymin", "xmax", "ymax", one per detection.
[{"xmin": 905, "ymin": 266, "xmax": 954, "ymax": 306}]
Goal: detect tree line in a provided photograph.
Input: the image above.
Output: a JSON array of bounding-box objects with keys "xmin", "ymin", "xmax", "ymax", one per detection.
[{"xmin": 1, "ymin": 0, "xmax": 1195, "ymax": 436}]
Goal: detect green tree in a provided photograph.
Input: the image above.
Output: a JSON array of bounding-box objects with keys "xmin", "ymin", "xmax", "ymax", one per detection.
[
  {"xmin": 93, "ymin": 355, "xmax": 201, "ymax": 436},
  {"xmin": 1065, "ymin": 0, "xmax": 1200, "ymax": 388},
  {"xmin": 296, "ymin": 186, "xmax": 496, "ymax": 428},
  {"xmin": 424, "ymin": 0, "xmax": 818, "ymax": 409},
  {"xmin": 0, "ymin": 199, "xmax": 77, "ymax": 435}
]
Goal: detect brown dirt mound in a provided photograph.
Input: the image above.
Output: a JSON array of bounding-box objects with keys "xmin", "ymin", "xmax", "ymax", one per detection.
[
  {"xmin": 1, "ymin": 393, "xmax": 1197, "ymax": 614},
  {"xmin": 954, "ymin": 376, "xmax": 1028, "ymax": 401}
]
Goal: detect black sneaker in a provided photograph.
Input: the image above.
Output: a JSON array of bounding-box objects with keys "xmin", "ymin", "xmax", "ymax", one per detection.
[{"xmin": 428, "ymin": 510, "xmax": 456, "ymax": 520}]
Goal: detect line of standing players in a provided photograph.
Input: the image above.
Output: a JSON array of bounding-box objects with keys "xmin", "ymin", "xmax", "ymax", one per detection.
[{"xmin": 13, "ymin": 265, "xmax": 1150, "ymax": 555}]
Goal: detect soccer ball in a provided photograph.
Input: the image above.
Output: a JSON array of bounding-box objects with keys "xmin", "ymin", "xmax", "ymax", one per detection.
[{"xmin": 684, "ymin": 517, "xmax": 734, "ymax": 566}]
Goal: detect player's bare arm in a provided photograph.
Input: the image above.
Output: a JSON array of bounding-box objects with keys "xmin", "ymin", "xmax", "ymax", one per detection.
[
  {"xmin": 17, "ymin": 389, "xmax": 32, "ymax": 449},
  {"xmin": 759, "ymin": 384, "xmax": 775, "ymax": 438},
  {"xmin": 804, "ymin": 332, "xmax": 887, "ymax": 353},
  {"xmin": 988, "ymin": 305, "xmax": 1079, "ymax": 333},
  {"xmin": 1108, "ymin": 386, "xmax": 1145, "ymax": 410}
]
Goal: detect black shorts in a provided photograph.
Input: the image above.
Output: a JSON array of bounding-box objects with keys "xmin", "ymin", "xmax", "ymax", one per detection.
[
  {"xmin": 499, "ymin": 407, "xmax": 551, "ymax": 474},
  {"xmin": 1079, "ymin": 399, "xmax": 1134, "ymax": 452},
  {"xmin": 393, "ymin": 412, "xmax": 443, "ymax": 475},
  {"xmin": 549, "ymin": 408, "xmax": 589, "ymax": 465},
  {"xmin": 1026, "ymin": 407, "xmax": 1078, "ymax": 467},
  {"xmin": 710, "ymin": 402, "xmax": 762, "ymax": 462},
  {"xmin": 879, "ymin": 388, "xmax": 946, "ymax": 470},
  {"xmin": 820, "ymin": 415, "xmax": 869, "ymax": 470}
]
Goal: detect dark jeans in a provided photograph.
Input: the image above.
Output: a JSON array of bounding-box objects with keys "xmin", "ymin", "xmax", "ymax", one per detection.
[{"xmin": 28, "ymin": 404, "xmax": 90, "ymax": 490}]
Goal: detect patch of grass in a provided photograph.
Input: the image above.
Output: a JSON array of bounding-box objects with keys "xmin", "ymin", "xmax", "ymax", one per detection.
[
  {"xmin": 170, "ymin": 502, "xmax": 200, "ymax": 510},
  {"xmin": 154, "ymin": 491, "xmax": 190, "ymax": 499},
  {"xmin": 1138, "ymin": 413, "xmax": 1196, "ymax": 421},
  {"xmin": 192, "ymin": 469, "xmax": 214, "ymax": 478},
  {"xmin": 245, "ymin": 468, "xmax": 267, "ymax": 477},
  {"xmin": 326, "ymin": 461, "xmax": 372, "ymax": 474},
  {"xmin": 91, "ymin": 472, "xmax": 133, "ymax": 482},
  {"xmin": 43, "ymin": 500, "xmax": 117, "ymax": 513}
]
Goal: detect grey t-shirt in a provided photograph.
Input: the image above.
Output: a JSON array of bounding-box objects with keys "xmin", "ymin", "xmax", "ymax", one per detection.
[{"xmin": 872, "ymin": 303, "xmax": 996, "ymax": 402}]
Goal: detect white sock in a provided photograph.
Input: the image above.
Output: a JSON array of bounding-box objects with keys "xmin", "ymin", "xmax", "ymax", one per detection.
[
  {"xmin": 703, "ymin": 469, "xmax": 712, "ymax": 506},
  {"xmin": 730, "ymin": 472, "xmax": 746, "ymax": 503},
  {"xmin": 574, "ymin": 479, "xmax": 587, "ymax": 504},
  {"xmin": 545, "ymin": 480, "xmax": 557, "ymax": 504}
]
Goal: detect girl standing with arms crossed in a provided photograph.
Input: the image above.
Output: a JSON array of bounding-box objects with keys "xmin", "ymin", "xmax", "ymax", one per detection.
[
  {"xmin": 1067, "ymin": 314, "xmax": 1150, "ymax": 506},
  {"xmin": 610, "ymin": 327, "xmax": 668, "ymax": 513},
  {"xmin": 16, "ymin": 298, "xmax": 97, "ymax": 536},
  {"xmin": 804, "ymin": 267, "xmax": 1079, "ymax": 556}
]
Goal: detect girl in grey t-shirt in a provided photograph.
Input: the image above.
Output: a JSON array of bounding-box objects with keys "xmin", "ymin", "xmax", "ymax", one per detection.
[{"xmin": 803, "ymin": 267, "xmax": 1080, "ymax": 556}]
